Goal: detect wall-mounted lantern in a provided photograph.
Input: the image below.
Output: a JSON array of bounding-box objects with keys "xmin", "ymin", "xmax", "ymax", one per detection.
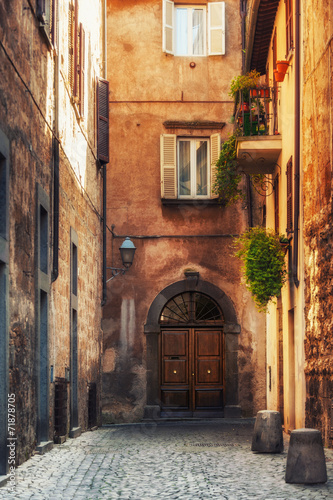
[{"xmin": 107, "ymin": 237, "xmax": 136, "ymax": 281}]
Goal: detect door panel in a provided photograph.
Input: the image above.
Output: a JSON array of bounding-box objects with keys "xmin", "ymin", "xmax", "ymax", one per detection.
[
  {"xmin": 196, "ymin": 330, "xmax": 220, "ymax": 356},
  {"xmin": 161, "ymin": 390, "xmax": 189, "ymax": 409},
  {"xmin": 161, "ymin": 330, "xmax": 190, "ymax": 413},
  {"xmin": 163, "ymin": 331, "xmax": 187, "ymax": 356},
  {"xmin": 160, "ymin": 328, "xmax": 224, "ymax": 416},
  {"xmin": 195, "ymin": 390, "xmax": 223, "ymax": 408},
  {"xmin": 163, "ymin": 360, "xmax": 187, "ymax": 384},
  {"xmin": 197, "ymin": 359, "xmax": 221, "ymax": 384}
]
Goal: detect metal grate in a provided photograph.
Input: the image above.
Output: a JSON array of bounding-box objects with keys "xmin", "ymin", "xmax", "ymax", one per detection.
[{"xmin": 159, "ymin": 292, "xmax": 223, "ymax": 325}]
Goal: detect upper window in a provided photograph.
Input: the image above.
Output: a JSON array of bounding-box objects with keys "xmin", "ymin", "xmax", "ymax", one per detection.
[
  {"xmin": 163, "ymin": 1, "xmax": 225, "ymax": 56},
  {"xmin": 285, "ymin": 0, "xmax": 293, "ymax": 55},
  {"xmin": 175, "ymin": 6, "xmax": 206, "ymax": 56},
  {"xmin": 160, "ymin": 133, "xmax": 220, "ymax": 200},
  {"xmin": 37, "ymin": 0, "xmax": 57, "ymax": 48}
]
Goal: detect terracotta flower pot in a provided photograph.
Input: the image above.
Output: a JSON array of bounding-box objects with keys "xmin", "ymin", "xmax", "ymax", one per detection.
[
  {"xmin": 274, "ymin": 69, "xmax": 285, "ymax": 82},
  {"xmin": 250, "ymin": 88, "xmax": 258, "ymax": 97},
  {"xmin": 276, "ymin": 60, "xmax": 289, "ymax": 74}
]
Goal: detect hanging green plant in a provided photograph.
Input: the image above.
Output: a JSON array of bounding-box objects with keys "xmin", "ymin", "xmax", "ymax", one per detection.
[
  {"xmin": 213, "ymin": 133, "xmax": 243, "ymax": 206},
  {"xmin": 229, "ymin": 70, "xmax": 261, "ymax": 103},
  {"xmin": 234, "ymin": 227, "xmax": 288, "ymax": 311}
]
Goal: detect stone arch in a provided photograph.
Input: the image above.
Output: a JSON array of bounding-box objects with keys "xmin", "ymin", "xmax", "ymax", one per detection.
[{"xmin": 143, "ymin": 274, "xmax": 242, "ymax": 419}]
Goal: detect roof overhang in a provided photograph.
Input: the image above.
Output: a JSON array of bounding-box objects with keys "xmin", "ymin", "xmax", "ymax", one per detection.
[
  {"xmin": 236, "ymin": 136, "xmax": 282, "ymax": 174},
  {"xmin": 245, "ymin": 0, "xmax": 280, "ymax": 74}
]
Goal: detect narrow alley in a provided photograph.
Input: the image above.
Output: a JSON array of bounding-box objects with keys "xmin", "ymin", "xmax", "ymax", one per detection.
[{"xmin": 2, "ymin": 420, "xmax": 333, "ymax": 500}]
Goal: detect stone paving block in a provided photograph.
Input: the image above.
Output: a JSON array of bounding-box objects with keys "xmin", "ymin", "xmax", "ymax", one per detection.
[{"xmin": 1, "ymin": 421, "xmax": 333, "ymax": 499}]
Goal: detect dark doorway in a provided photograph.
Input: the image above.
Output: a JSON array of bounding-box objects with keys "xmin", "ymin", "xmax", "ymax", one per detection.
[{"xmin": 159, "ymin": 292, "xmax": 224, "ymax": 417}]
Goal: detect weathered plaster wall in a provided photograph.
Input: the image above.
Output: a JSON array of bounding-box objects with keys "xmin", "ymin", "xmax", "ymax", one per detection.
[
  {"xmin": 103, "ymin": 0, "xmax": 266, "ymax": 422},
  {"xmin": 0, "ymin": 0, "xmax": 104, "ymax": 465},
  {"xmin": 264, "ymin": 0, "xmax": 305, "ymax": 433},
  {"xmin": 302, "ymin": 0, "xmax": 333, "ymax": 446}
]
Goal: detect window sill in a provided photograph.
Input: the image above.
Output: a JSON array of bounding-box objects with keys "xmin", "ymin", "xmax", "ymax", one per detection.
[{"xmin": 161, "ymin": 198, "xmax": 222, "ymax": 207}]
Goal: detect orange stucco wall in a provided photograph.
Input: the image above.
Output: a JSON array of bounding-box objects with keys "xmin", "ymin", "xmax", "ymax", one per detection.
[{"xmin": 103, "ymin": 0, "xmax": 266, "ymax": 422}]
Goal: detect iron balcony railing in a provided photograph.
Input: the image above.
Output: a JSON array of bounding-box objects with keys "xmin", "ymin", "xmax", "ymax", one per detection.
[{"xmin": 235, "ymin": 87, "xmax": 278, "ymax": 136}]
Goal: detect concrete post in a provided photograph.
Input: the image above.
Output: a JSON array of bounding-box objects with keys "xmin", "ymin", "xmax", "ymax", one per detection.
[
  {"xmin": 285, "ymin": 428, "xmax": 327, "ymax": 484},
  {"xmin": 251, "ymin": 410, "xmax": 284, "ymax": 453}
]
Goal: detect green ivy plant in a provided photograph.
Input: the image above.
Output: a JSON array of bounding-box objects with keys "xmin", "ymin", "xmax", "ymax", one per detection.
[
  {"xmin": 234, "ymin": 227, "xmax": 288, "ymax": 311},
  {"xmin": 213, "ymin": 133, "xmax": 243, "ymax": 205},
  {"xmin": 229, "ymin": 70, "xmax": 261, "ymax": 103}
]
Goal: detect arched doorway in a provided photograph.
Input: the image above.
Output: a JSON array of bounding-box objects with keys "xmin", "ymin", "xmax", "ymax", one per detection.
[
  {"xmin": 160, "ymin": 292, "xmax": 224, "ymax": 417},
  {"xmin": 144, "ymin": 274, "xmax": 242, "ymax": 419}
]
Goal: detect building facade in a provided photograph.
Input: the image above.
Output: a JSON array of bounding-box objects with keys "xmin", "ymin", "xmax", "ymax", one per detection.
[
  {"xmin": 0, "ymin": 0, "xmax": 106, "ymax": 472},
  {"xmin": 102, "ymin": 0, "xmax": 266, "ymax": 423},
  {"xmin": 243, "ymin": 0, "xmax": 333, "ymax": 446}
]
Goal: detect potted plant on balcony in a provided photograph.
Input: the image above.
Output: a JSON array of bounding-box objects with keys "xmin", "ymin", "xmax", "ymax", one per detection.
[
  {"xmin": 234, "ymin": 226, "xmax": 288, "ymax": 311},
  {"xmin": 229, "ymin": 70, "xmax": 261, "ymax": 103}
]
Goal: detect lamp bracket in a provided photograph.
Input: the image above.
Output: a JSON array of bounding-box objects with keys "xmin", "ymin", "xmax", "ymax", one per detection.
[{"xmin": 106, "ymin": 266, "xmax": 127, "ymax": 282}]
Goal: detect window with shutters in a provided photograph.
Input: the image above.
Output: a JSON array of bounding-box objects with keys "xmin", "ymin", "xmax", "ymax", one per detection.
[
  {"xmin": 274, "ymin": 175, "xmax": 279, "ymax": 233},
  {"xmin": 68, "ymin": 0, "xmax": 78, "ymax": 99},
  {"xmin": 286, "ymin": 156, "xmax": 293, "ymax": 234},
  {"xmin": 160, "ymin": 134, "xmax": 220, "ymax": 200},
  {"xmin": 68, "ymin": 1, "xmax": 85, "ymax": 117},
  {"xmin": 285, "ymin": 0, "xmax": 293, "ymax": 55},
  {"xmin": 37, "ymin": 0, "xmax": 57, "ymax": 48},
  {"xmin": 97, "ymin": 78, "xmax": 110, "ymax": 164},
  {"xmin": 163, "ymin": 1, "xmax": 225, "ymax": 56}
]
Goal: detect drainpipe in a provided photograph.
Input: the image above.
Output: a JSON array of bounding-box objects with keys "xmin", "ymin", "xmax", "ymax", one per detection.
[
  {"xmin": 52, "ymin": 2, "xmax": 60, "ymax": 282},
  {"xmin": 101, "ymin": 0, "xmax": 108, "ymax": 305},
  {"xmin": 293, "ymin": 0, "xmax": 300, "ymax": 287},
  {"xmin": 102, "ymin": 164, "xmax": 107, "ymax": 305},
  {"xmin": 240, "ymin": 0, "xmax": 246, "ymax": 73}
]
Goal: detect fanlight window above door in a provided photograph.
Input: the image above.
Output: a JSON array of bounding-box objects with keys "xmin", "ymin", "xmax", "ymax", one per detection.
[{"xmin": 159, "ymin": 292, "xmax": 223, "ymax": 324}]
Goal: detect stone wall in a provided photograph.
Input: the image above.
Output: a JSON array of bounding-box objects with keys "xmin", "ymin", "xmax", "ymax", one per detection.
[
  {"xmin": 0, "ymin": 0, "xmax": 104, "ymax": 466},
  {"xmin": 302, "ymin": 0, "xmax": 333, "ymax": 446}
]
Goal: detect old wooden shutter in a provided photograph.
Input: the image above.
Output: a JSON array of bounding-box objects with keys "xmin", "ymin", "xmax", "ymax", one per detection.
[
  {"xmin": 162, "ymin": 0, "xmax": 174, "ymax": 55},
  {"xmin": 68, "ymin": 1, "xmax": 78, "ymax": 97},
  {"xmin": 68, "ymin": 2, "xmax": 75, "ymax": 92},
  {"xmin": 210, "ymin": 134, "xmax": 220, "ymax": 198},
  {"xmin": 97, "ymin": 78, "xmax": 110, "ymax": 164},
  {"xmin": 285, "ymin": 0, "xmax": 293, "ymax": 55},
  {"xmin": 79, "ymin": 23, "xmax": 85, "ymax": 116},
  {"xmin": 208, "ymin": 2, "xmax": 225, "ymax": 56},
  {"xmin": 286, "ymin": 156, "xmax": 293, "ymax": 234},
  {"xmin": 160, "ymin": 135, "xmax": 177, "ymax": 199},
  {"xmin": 274, "ymin": 175, "xmax": 279, "ymax": 233}
]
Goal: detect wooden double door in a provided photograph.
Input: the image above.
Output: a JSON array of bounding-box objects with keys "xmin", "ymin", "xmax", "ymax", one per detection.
[{"xmin": 160, "ymin": 329, "xmax": 224, "ymax": 417}]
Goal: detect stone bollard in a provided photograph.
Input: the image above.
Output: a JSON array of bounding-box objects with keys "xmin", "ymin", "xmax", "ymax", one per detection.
[
  {"xmin": 251, "ymin": 410, "xmax": 284, "ymax": 453},
  {"xmin": 285, "ymin": 428, "xmax": 327, "ymax": 484}
]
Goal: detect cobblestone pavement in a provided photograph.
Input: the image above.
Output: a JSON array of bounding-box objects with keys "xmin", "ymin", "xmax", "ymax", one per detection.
[{"xmin": 2, "ymin": 419, "xmax": 333, "ymax": 500}]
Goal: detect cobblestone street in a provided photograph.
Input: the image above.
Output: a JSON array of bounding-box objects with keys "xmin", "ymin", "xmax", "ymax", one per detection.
[{"xmin": 1, "ymin": 420, "xmax": 333, "ymax": 500}]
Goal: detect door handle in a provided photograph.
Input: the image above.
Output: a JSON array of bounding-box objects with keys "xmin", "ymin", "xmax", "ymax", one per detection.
[
  {"xmin": 207, "ymin": 369, "xmax": 211, "ymax": 374},
  {"xmin": 192, "ymin": 373, "xmax": 194, "ymax": 376}
]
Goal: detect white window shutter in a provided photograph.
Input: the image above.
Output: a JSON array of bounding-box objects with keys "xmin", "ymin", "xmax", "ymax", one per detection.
[
  {"xmin": 160, "ymin": 134, "xmax": 177, "ymax": 199},
  {"xmin": 162, "ymin": 0, "xmax": 174, "ymax": 54},
  {"xmin": 210, "ymin": 133, "xmax": 220, "ymax": 198},
  {"xmin": 208, "ymin": 2, "xmax": 225, "ymax": 56}
]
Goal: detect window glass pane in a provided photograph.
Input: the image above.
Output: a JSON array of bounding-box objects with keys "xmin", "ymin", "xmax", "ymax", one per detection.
[
  {"xmin": 176, "ymin": 8, "xmax": 188, "ymax": 55},
  {"xmin": 179, "ymin": 141, "xmax": 191, "ymax": 196},
  {"xmin": 196, "ymin": 141, "xmax": 208, "ymax": 196},
  {"xmin": 192, "ymin": 9, "xmax": 204, "ymax": 55}
]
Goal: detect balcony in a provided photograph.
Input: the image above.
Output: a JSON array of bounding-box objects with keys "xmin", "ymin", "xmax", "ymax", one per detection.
[{"xmin": 235, "ymin": 87, "xmax": 282, "ymax": 174}]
